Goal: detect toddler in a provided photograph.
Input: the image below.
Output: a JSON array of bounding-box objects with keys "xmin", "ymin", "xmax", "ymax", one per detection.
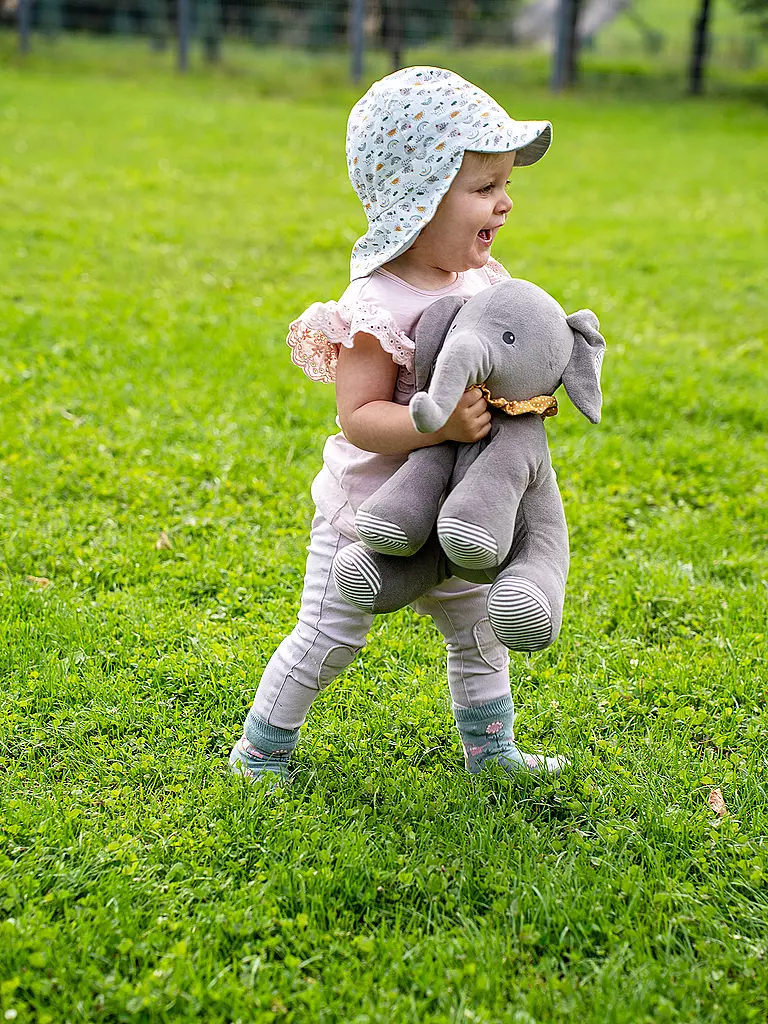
[{"xmin": 230, "ymin": 66, "xmax": 564, "ymax": 784}]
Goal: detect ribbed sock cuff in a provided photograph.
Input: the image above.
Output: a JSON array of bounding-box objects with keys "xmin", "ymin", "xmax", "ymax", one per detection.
[
  {"xmin": 245, "ymin": 711, "xmax": 300, "ymax": 752},
  {"xmin": 453, "ymin": 695, "xmax": 513, "ymax": 724}
]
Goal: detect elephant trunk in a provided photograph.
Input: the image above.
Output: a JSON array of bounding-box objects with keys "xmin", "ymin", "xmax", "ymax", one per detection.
[
  {"xmin": 409, "ymin": 331, "xmax": 490, "ymax": 434},
  {"xmin": 409, "ymin": 392, "xmax": 452, "ymax": 434}
]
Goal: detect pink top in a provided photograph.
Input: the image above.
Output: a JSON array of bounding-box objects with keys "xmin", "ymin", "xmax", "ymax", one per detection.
[{"xmin": 287, "ymin": 259, "xmax": 510, "ymax": 540}]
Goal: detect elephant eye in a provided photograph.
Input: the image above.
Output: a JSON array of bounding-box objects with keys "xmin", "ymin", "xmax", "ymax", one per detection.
[{"xmin": 502, "ymin": 331, "xmax": 516, "ymax": 345}]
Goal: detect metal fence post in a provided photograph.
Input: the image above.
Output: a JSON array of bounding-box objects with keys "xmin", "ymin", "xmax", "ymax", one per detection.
[
  {"xmin": 551, "ymin": 0, "xmax": 578, "ymax": 92},
  {"xmin": 18, "ymin": 0, "xmax": 32, "ymax": 53},
  {"xmin": 178, "ymin": 0, "xmax": 191, "ymax": 71},
  {"xmin": 350, "ymin": 0, "xmax": 365, "ymax": 85}
]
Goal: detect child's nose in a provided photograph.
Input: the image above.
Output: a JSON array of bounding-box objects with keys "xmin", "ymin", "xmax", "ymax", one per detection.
[{"xmin": 496, "ymin": 193, "xmax": 513, "ymax": 216}]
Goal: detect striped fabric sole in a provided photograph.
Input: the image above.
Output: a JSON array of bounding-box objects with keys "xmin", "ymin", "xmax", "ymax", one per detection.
[
  {"xmin": 438, "ymin": 518, "xmax": 499, "ymax": 569},
  {"xmin": 487, "ymin": 576, "xmax": 553, "ymax": 651},
  {"xmin": 356, "ymin": 510, "xmax": 412, "ymax": 554},
  {"xmin": 332, "ymin": 545, "xmax": 382, "ymax": 612}
]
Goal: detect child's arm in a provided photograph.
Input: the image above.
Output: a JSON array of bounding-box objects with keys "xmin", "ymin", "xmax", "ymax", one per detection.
[{"xmin": 336, "ymin": 332, "xmax": 491, "ymax": 456}]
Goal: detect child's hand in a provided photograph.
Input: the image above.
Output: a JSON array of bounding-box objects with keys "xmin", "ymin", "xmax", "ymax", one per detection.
[{"xmin": 439, "ymin": 387, "xmax": 491, "ymax": 443}]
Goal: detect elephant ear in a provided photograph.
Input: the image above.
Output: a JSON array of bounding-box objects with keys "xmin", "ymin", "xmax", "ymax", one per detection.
[
  {"xmin": 413, "ymin": 295, "xmax": 466, "ymax": 392},
  {"xmin": 562, "ymin": 309, "xmax": 606, "ymax": 424}
]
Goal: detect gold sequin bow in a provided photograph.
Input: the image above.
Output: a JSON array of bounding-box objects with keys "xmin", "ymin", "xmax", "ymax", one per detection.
[{"xmin": 475, "ymin": 384, "xmax": 558, "ymax": 419}]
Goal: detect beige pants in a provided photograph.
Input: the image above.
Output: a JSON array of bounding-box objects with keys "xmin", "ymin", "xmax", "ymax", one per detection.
[{"xmin": 248, "ymin": 511, "xmax": 512, "ymax": 731}]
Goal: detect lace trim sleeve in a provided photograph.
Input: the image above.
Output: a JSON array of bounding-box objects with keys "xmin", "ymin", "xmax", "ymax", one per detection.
[{"xmin": 286, "ymin": 299, "xmax": 415, "ymax": 384}]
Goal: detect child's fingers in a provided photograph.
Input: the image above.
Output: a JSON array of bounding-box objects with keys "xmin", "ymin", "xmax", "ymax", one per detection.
[
  {"xmin": 444, "ymin": 389, "xmax": 490, "ymax": 442},
  {"xmin": 463, "ymin": 387, "xmax": 487, "ymax": 412},
  {"xmin": 463, "ymin": 409, "xmax": 491, "ymax": 440},
  {"xmin": 468, "ymin": 402, "xmax": 491, "ymax": 425}
]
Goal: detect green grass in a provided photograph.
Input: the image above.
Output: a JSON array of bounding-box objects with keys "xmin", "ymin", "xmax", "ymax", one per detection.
[{"xmin": 1, "ymin": 37, "xmax": 768, "ymax": 1024}]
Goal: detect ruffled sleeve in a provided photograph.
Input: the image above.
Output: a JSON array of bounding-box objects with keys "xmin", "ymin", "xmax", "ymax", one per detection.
[{"xmin": 287, "ymin": 299, "xmax": 415, "ymax": 384}]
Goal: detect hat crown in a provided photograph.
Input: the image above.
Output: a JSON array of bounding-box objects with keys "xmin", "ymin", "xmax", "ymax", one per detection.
[{"xmin": 346, "ymin": 67, "xmax": 510, "ymax": 223}]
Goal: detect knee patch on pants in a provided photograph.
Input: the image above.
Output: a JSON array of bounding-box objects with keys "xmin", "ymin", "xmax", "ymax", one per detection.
[
  {"xmin": 317, "ymin": 644, "xmax": 359, "ymax": 688},
  {"xmin": 472, "ymin": 616, "xmax": 510, "ymax": 672}
]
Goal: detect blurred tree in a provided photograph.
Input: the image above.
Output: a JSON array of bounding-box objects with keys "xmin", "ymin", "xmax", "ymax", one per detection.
[
  {"xmin": 731, "ymin": 0, "xmax": 768, "ymax": 31},
  {"xmin": 688, "ymin": 0, "xmax": 712, "ymax": 94}
]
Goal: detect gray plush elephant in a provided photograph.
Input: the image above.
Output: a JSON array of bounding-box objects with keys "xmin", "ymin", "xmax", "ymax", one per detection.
[{"xmin": 332, "ymin": 278, "xmax": 606, "ymax": 652}]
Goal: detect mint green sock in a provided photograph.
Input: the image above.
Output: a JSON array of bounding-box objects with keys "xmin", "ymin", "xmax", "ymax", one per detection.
[
  {"xmin": 454, "ymin": 696, "xmax": 566, "ymax": 776},
  {"xmin": 229, "ymin": 712, "xmax": 300, "ymax": 784}
]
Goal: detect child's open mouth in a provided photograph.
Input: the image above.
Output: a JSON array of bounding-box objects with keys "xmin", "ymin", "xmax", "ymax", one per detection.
[{"xmin": 478, "ymin": 228, "xmax": 493, "ymax": 245}]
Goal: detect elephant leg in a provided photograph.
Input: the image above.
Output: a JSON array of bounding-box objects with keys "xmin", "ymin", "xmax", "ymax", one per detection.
[
  {"xmin": 355, "ymin": 443, "xmax": 457, "ymax": 556},
  {"xmin": 332, "ymin": 532, "xmax": 448, "ymax": 614},
  {"xmin": 486, "ymin": 465, "xmax": 570, "ymax": 652},
  {"xmin": 436, "ymin": 434, "xmax": 536, "ymax": 573},
  {"xmin": 438, "ymin": 422, "xmax": 545, "ymax": 571},
  {"xmin": 443, "ymin": 502, "xmax": 526, "ymax": 586}
]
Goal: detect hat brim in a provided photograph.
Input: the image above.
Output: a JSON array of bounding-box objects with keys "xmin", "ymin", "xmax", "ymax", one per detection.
[{"xmin": 473, "ymin": 120, "xmax": 552, "ymax": 167}]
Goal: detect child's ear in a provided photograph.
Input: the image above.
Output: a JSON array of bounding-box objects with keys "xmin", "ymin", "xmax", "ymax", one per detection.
[
  {"xmin": 561, "ymin": 310, "xmax": 606, "ymax": 424},
  {"xmin": 413, "ymin": 296, "xmax": 467, "ymax": 391}
]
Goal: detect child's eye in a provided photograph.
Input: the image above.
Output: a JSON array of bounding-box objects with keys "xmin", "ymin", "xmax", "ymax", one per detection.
[{"xmin": 478, "ymin": 183, "xmax": 494, "ymax": 195}]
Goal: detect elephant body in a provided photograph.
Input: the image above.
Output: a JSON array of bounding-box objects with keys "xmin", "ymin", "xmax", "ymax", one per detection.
[{"xmin": 332, "ymin": 278, "xmax": 605, "ymax": 653}]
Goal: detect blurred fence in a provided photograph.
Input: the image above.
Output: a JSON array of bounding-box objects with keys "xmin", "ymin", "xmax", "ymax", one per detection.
[
  {"xmin": 3, "ymin": 0, "xmax": 521, "ymax": 51},
  {"xmin": 1, "ymin": 0, "xmax": 766, "ymax": 83}
]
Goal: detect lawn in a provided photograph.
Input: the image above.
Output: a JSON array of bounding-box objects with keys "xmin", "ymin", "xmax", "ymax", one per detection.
[{"xmin": 1, "ymin": 35, "xmax": 767, "ymax": 1024}]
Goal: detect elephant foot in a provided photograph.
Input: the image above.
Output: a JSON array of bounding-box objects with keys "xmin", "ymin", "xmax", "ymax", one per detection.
[
  {"xmin": 438, "ymin": 517, "xmax": 499, "ymax": 569},
  {"xmin": 332, "ymin": 544, "xmax": 381, "ymax": 612},
  {"xmin": 333, "ymin": 535, "xmax": 448, "ymax": 614},
  {"xmin": 487, "ymin": 575, "xmax": 554, "ymax": 652},
  {"xmin": 355, "ymin": 510, "xmax": 413, "ymax": 555}
]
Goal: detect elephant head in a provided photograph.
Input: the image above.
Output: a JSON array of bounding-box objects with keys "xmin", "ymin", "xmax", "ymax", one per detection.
[{"xmin": 409, "ymin": 278, "xmax": 606, "ymax": 433}]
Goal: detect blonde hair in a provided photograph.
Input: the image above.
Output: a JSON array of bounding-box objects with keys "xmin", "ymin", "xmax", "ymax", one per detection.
[{"xmin": 464, "ymin": 150, "xmax": 515, "ymax": 171}]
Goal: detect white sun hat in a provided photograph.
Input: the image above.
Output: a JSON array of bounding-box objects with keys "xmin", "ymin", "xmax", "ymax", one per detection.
[{"xmin": 346, "ymin": 66, "xmax": 552, "ymax": 281}]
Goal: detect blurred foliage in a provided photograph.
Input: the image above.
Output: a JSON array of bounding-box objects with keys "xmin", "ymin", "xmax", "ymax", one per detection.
[{"xmin": 732, "ymin": 0, "xmax": 768, "ymax": 32}]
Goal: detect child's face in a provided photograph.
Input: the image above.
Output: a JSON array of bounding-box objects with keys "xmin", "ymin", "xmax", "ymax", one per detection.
[{"xmin": 409, "ymin": 151, "xmax": 515, "ymax": 273}]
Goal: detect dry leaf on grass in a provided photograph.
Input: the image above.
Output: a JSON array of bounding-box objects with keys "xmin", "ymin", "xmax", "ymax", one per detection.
[
  {"xmin": 60, "ymin": 408, "xmax": 84, "ymax": 426},
  {"xmin": 155, "ymin": 531, "xmax": 173, "ymax": 550},
  {"xmin": 708, "ymin": 787, "xmax": 728, "ymax": 817},
  {"xmin": 26, "ymin": 575, "xmax": 51, "ymax": 588}
]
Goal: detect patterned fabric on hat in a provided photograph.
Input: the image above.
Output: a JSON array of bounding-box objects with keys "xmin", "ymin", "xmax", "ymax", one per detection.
[{"xmin": 346, "ymin": 66, "xmax": 552, "ymax": 281}]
